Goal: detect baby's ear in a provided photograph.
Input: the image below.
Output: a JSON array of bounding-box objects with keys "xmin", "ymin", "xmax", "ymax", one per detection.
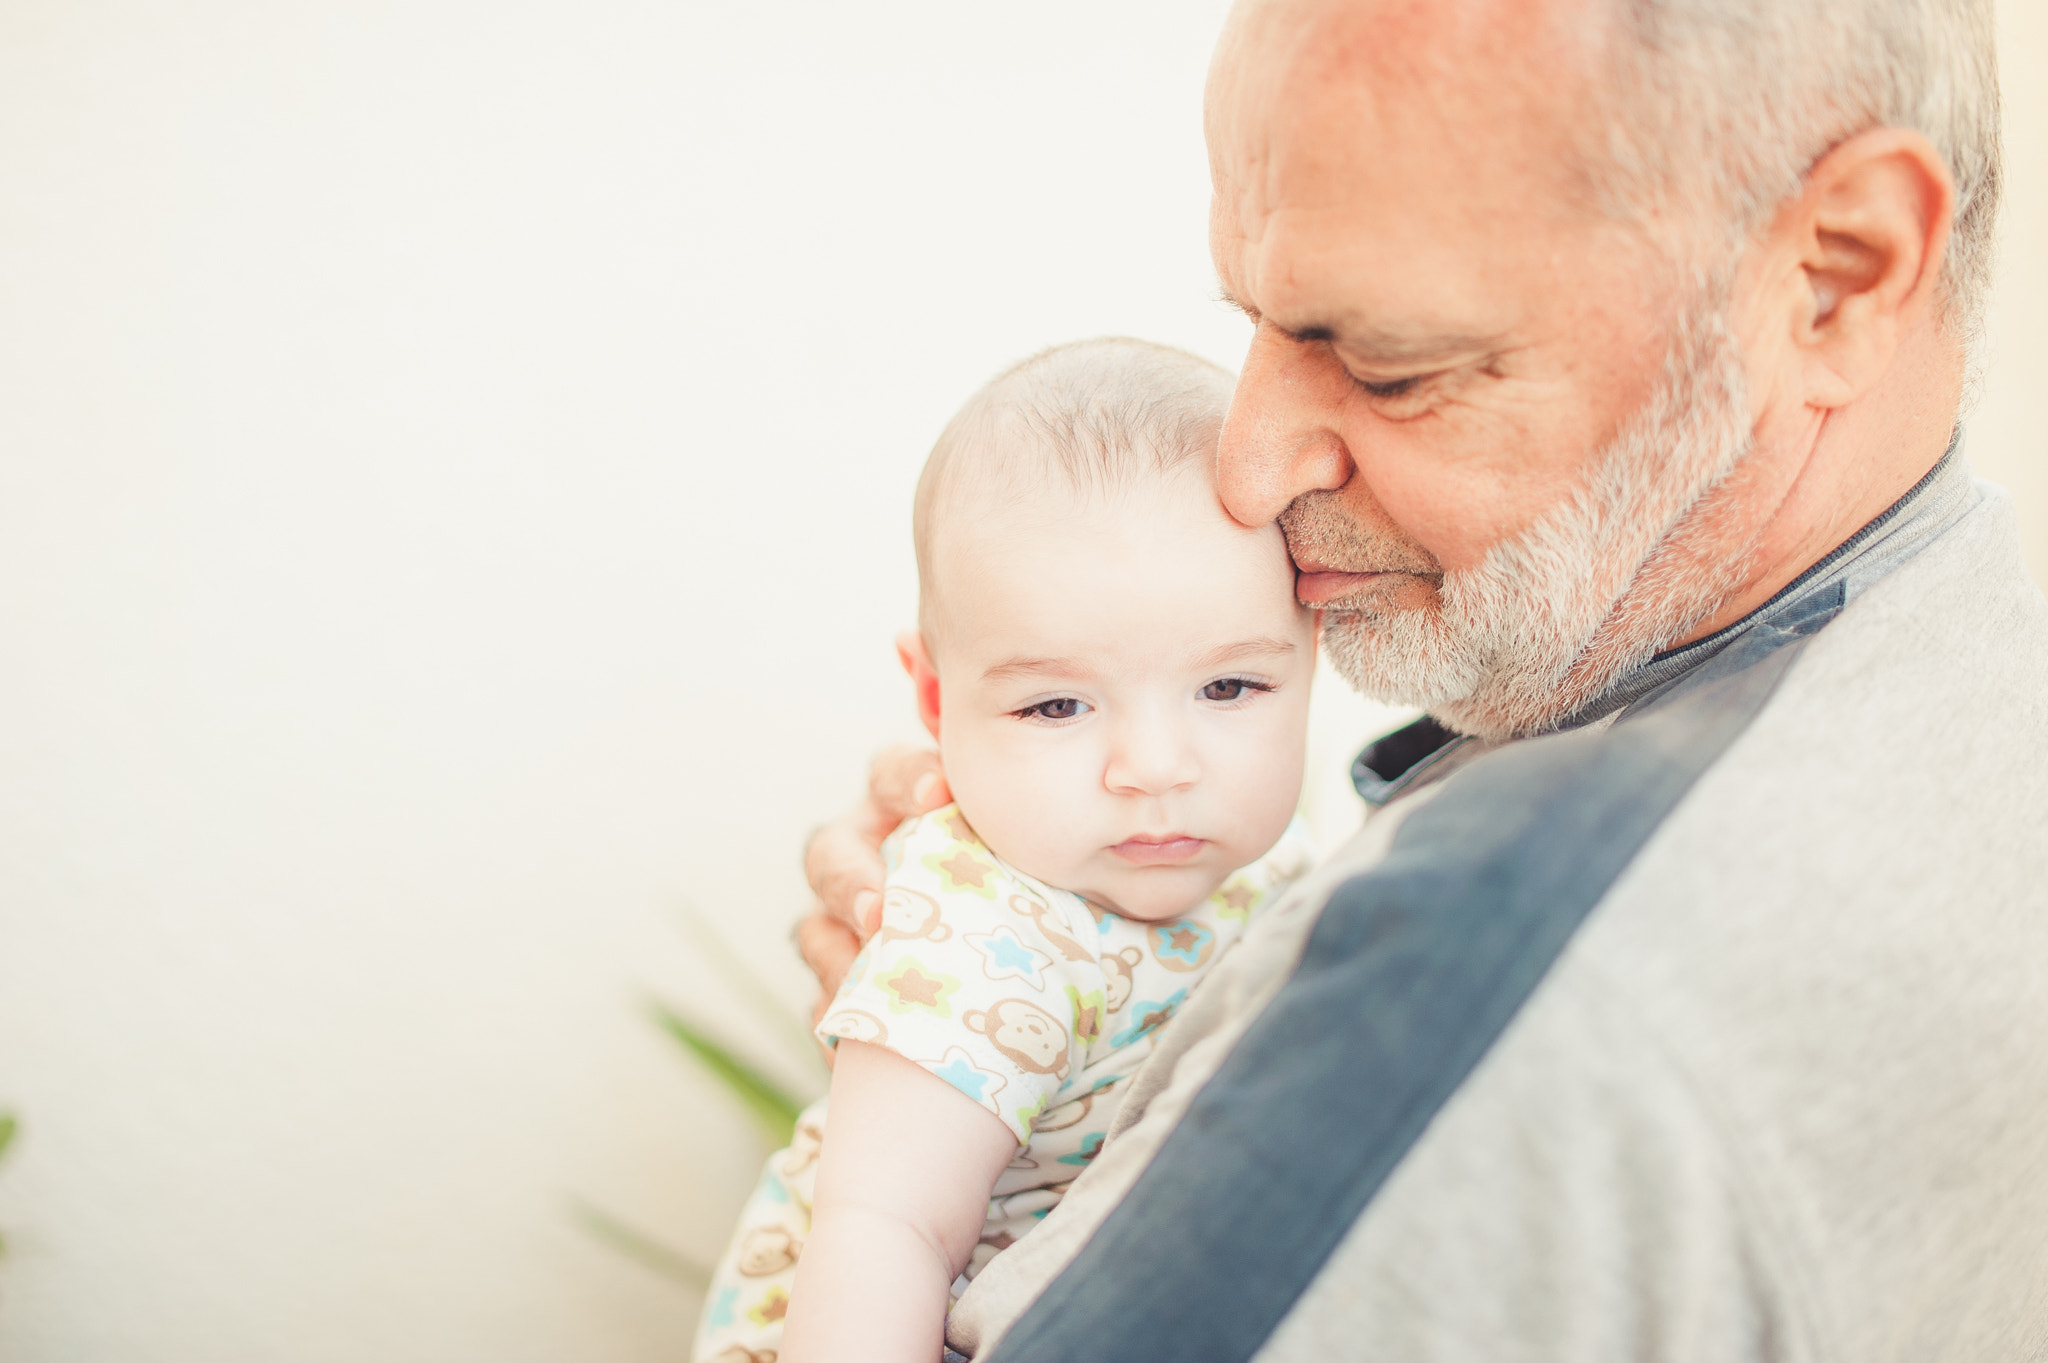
[{"xmin": 895, "ymin": 630, "xmax": 943, "ymax": 740}]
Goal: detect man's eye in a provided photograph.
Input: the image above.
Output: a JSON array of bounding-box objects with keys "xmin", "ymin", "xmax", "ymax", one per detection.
[
  {"xmin": 1352, "ymin": 374, "xmax": 1425, "ymax": 400},
  {"xmin": 1018, "ymin": 697, "xmax": 1088, "ymax": 722},
  {"xmin": 1200, "ymin": 678, "xmax": 1273, "ymax": 703}
]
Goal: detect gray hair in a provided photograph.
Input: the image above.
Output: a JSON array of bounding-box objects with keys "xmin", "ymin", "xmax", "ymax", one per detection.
[
  {"xmin": 912, "ymin": 337, "xmax": 1235, "ymax": 631},
  {"xmin": 1587, "ymin": 0, "xmax": 2002, "ymax": 345}
]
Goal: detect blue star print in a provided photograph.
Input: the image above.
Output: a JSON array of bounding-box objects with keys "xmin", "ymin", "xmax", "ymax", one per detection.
[{"xmin": 965, "ymin": 925, "xmax": 1051, "ymax": 985}]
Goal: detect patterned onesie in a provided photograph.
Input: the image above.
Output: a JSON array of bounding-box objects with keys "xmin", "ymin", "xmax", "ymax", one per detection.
[{"xmin": 692, "ymin": 804, "xmax": 1314, "ymax": 1363}]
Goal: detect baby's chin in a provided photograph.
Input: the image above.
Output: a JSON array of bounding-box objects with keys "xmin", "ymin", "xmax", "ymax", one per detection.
[{"xmin": 1077, "ymin": 862, "xmax": 1230, "ymax": 924}]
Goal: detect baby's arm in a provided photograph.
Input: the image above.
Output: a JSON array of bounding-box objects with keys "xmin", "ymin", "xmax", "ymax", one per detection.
[{"xmin": 780, "ymin": 1040, "xmax": 1017, "ymax": 1363}]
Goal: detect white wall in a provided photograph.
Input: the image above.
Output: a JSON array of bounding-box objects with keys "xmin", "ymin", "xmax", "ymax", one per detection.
[
  {"xmin": 1977, "ymin": 0, "xmax": 2048, "ymax": 584},
  {"xmin": 0, "ymin": 4, "xmax": 2039, "ymax": 1360}
]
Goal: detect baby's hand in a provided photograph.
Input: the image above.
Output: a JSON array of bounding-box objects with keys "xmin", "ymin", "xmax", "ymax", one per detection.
[{"xmin": 795, "ymin": 745, "xmax": 953, "ymax": 1034}]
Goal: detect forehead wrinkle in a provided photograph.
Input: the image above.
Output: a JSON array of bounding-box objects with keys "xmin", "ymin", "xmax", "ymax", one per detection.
[
  {"xmin": 1280, "ymin": 317, "xmax": 1508, "ymax": 363},
  {"xmin": 1291, "ymin": 0, "xmax": 1601, "ymax": 131},
  {"xmin": 1216, "ymin": 0, "xmax": 1608, "ymax": 239}
]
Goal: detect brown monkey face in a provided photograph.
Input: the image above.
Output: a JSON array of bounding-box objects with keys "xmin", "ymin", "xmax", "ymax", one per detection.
[
  {"xmin": 1101, "ymin": 947, "xmax": 1141, "ymax": 1011},
  {"xmin": 985, "ymin": 999, "xmax": 1067, "ymax": 1073},
  {"xmin": 736, "ymin": 1227, "xmax": 800, "ymax": 1276},
  {"xmin": 876, "ymin": 886, "xmax": 947, "ymax": 941},
  {"xmin": 821, "ymin": 1008, "xmax": 888, "ymax": 1045}
]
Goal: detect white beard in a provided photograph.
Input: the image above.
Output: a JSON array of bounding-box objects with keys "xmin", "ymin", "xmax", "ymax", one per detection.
[{"xmin": 1302, "ymin": 297, "xmax": 1761, "ymax": 740}]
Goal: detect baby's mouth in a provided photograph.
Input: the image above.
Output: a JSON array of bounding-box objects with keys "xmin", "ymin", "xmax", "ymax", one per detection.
[{"xmin": 1111, "ymin": 835, "xmax": 1207, "ymax": 867}]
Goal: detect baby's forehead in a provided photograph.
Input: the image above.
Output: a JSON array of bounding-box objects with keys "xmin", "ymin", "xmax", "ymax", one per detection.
[
  {"xmin": 927, "ymin": 452, "xmax": 1209, "ymax": 578},
  {"xmin": 924, "ymin": 458, "xmax": 1300, "ymax": 663}
]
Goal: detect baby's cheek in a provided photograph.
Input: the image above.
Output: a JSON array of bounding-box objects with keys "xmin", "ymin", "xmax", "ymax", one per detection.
[
  {"xmin": 946, "ymin": 727, "xmax": 1104, "ymax": 882},
  {"xmin": 1212, "ymin": 717, "xmax": 1308, "ymax": 858}
]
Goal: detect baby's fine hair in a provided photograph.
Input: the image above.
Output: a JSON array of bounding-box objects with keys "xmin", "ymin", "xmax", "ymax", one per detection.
[{"xmin": 912, "ymin": 337, "xmax": 1236, "ymax": 631}]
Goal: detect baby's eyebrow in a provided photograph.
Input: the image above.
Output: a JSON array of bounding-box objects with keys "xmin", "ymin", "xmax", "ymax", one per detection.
[
  {"xmin": 981, "ymin": 656, "xmax": 1092, "ymax": 685},
  {"xmin": 981, "ymin": 639, "xmax": 1296, "ymax": 686},
  {"xmin": 1195, "ymin": 637, "xmax": 1299, "ymax": 669}
]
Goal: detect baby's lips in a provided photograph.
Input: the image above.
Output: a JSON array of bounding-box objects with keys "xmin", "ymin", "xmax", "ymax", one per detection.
[{"xmin": 1110, "ymin": 835, "xmax": 1207, "ymax": 867}]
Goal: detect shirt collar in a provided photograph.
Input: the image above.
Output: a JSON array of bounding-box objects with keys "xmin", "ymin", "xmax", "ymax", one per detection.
[
  {"xmin": 1570, "ymin": 429, "xmax": 1976, "ymax": 728},
  {"xmin": 1352, "ymin": 431, "xmax": 1979, "ymax": 806}
]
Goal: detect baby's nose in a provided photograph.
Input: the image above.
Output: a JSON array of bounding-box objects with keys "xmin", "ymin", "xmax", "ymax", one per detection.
[{"xmin": 1103, "ymin": 710, "xmax": 1201, "ymax": 796}]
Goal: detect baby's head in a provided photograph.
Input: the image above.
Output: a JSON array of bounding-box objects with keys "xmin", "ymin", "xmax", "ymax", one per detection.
[{"xmin": 900, "ymin": 338, "xmax": 1314, "ymax": 923}]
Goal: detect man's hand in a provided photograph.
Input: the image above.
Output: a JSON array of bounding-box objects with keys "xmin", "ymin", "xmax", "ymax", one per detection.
[{"xmin": 796, "ymin": 745, "xmax": 953, "ymax": 1030}]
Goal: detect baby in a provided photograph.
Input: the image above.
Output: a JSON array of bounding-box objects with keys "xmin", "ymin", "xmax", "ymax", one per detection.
[{"xmin": 694, "ymin": 338, "xmax": 1317, "ymax": 1363}]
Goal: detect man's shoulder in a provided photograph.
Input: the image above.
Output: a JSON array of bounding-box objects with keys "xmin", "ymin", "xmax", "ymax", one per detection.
[
  {"xmin": 1539, "ymin": 485, "xmax": 2048, "ymax": 1356},
  {"xmin": 1786, "ymin": 476, "xmax": 2048, "ymax": 721},
  {"xmin": 1620, "ymin": 476, "xmax": 2048, "ymax": 919},
  {"xmin": 1279, "ymin": 489, "xmax": 2048, "ymax": 1356}
]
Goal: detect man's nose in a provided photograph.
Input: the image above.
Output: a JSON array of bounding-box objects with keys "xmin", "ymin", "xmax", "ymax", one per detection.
[
  {"xmin": 1216, "ymin": 320, "xmax": 1357, "ymax": 528},
  {"xmin": 1103, "ymin": 710, "xmax": 1202, "ymax": 798}
]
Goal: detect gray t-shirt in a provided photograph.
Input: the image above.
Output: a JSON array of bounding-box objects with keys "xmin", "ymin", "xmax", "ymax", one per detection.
[{"xmin": 949, "ymin": 454, "xmax": 2048, "ymax": 1361}]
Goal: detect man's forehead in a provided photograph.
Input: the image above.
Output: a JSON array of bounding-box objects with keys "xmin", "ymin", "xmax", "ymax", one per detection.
[
  {"xmin": 1208, "ymin": 0, "xmax": 1610, "ymax": 331},
  {"xmin": 1208, "ymin": 0, "xmax": 1603, "ymax": 217}
]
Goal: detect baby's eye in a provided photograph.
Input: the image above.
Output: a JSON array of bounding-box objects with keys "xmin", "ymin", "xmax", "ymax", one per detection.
[
  {"xmin": 1200, "ymin": 677, "xmax": 1274, "ymax": 703},
  {"xmin": 1016, "ymin": 696, "xmax": 1090, "ymax": 723}
]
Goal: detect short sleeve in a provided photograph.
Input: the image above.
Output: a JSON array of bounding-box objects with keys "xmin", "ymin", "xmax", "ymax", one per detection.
[{"xmin": 817, "ymin": 806, "xmax": 1097, "ymax": 1142}]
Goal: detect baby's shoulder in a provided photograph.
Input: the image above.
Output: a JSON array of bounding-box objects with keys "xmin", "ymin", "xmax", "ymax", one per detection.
[{"xmin": 877, "ymin": 807, "xmax": 1102, "ymax": 968}]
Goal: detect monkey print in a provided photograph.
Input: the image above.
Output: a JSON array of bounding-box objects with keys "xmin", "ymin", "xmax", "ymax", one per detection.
[
  {"xmin": 777, "ymin": 1109, "xmax": 828, "ymax": 1180},
  {"xmin": 871, "ymin": 886, "xmax": 951, "ymax": 946},
  {"xmin": 963, "ymin": 997, "xmax": 1071, "ymax": 1080},
  {"xmin": 692, "ymin": 805, "xmax": 1315, "ymax": 1363},
  {"xmin": 1029, "ymin": 1091, "xmax": 1093, "ymax": 1134},
  {"xmin": 1005, "ymin": 892, "xmax": 1093, "ymax": 962},
  {"xmin": 818, "ymin": 1008, "xmax": 888, "ymax": 1047},
  {"xmin": 1100, "ymin": 945, "xmax": 1144, "ymax": 1012},
  {"xmin": 735, "ymin": 1226, "xmax": 801, "ymax": 1277}
]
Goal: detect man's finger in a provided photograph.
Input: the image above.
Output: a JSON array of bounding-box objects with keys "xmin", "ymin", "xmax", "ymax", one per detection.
[
  {"xmin": 793, "ymin": 909, "xmax": 862, "ymax": 1001},
  {"xmin": 870, "ymin": 745, "xmax": 952, "ymax": 823},
  {"xmin": 804, "ymin": 821, "xmax": 888, "ymax": 934}
]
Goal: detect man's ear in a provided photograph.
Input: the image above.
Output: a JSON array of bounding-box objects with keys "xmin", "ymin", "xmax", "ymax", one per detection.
[
  {"xmin": 1765, "ymin": 127, "xmax": 1955, "ymax": 411},
  {"xmin": 895, "ymin": 630, "xmax": 943, "ymax": 741}
]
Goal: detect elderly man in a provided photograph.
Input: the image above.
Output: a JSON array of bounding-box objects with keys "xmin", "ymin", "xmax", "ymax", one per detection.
[{"xmin": 800, "ymin": 0, "xmax": 2048, "ymax": 1357}]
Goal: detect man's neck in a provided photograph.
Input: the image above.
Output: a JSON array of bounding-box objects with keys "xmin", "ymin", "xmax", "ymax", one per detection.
[{"xmin": 1675, "ymin": 320, "xmax": 1965, "ymax": 646}]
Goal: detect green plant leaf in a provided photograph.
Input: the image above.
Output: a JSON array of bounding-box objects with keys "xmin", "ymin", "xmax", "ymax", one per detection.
[
  {"xmin": 571, "ymin": 1199, "xmax": 711, "ymax": 1290},
  {"xmin": 0, "ymin": 1111, "xmax": 14, "ymax": 1262},
  {"xmin": 651, "ymin": 1002, "xmax": 807, "ymax": 1147},
  {"xmin": 673, "ymin": 902, "xmax": 828, "ymax": 1078}
]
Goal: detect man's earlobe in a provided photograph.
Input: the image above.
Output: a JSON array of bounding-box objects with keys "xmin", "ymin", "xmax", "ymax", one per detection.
[
  {"xmin": 895, "ymin": 630, "xmax": 943, "ymax": 741},
  {"xmin": 1788, "ymin": 128, "xmax": 1954, "ymax": 410}
]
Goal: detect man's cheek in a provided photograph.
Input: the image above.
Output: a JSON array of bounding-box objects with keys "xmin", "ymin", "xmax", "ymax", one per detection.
[{"xmin": 1346, "ymin": 424, "xmax": 1542, "ymax": 571}]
